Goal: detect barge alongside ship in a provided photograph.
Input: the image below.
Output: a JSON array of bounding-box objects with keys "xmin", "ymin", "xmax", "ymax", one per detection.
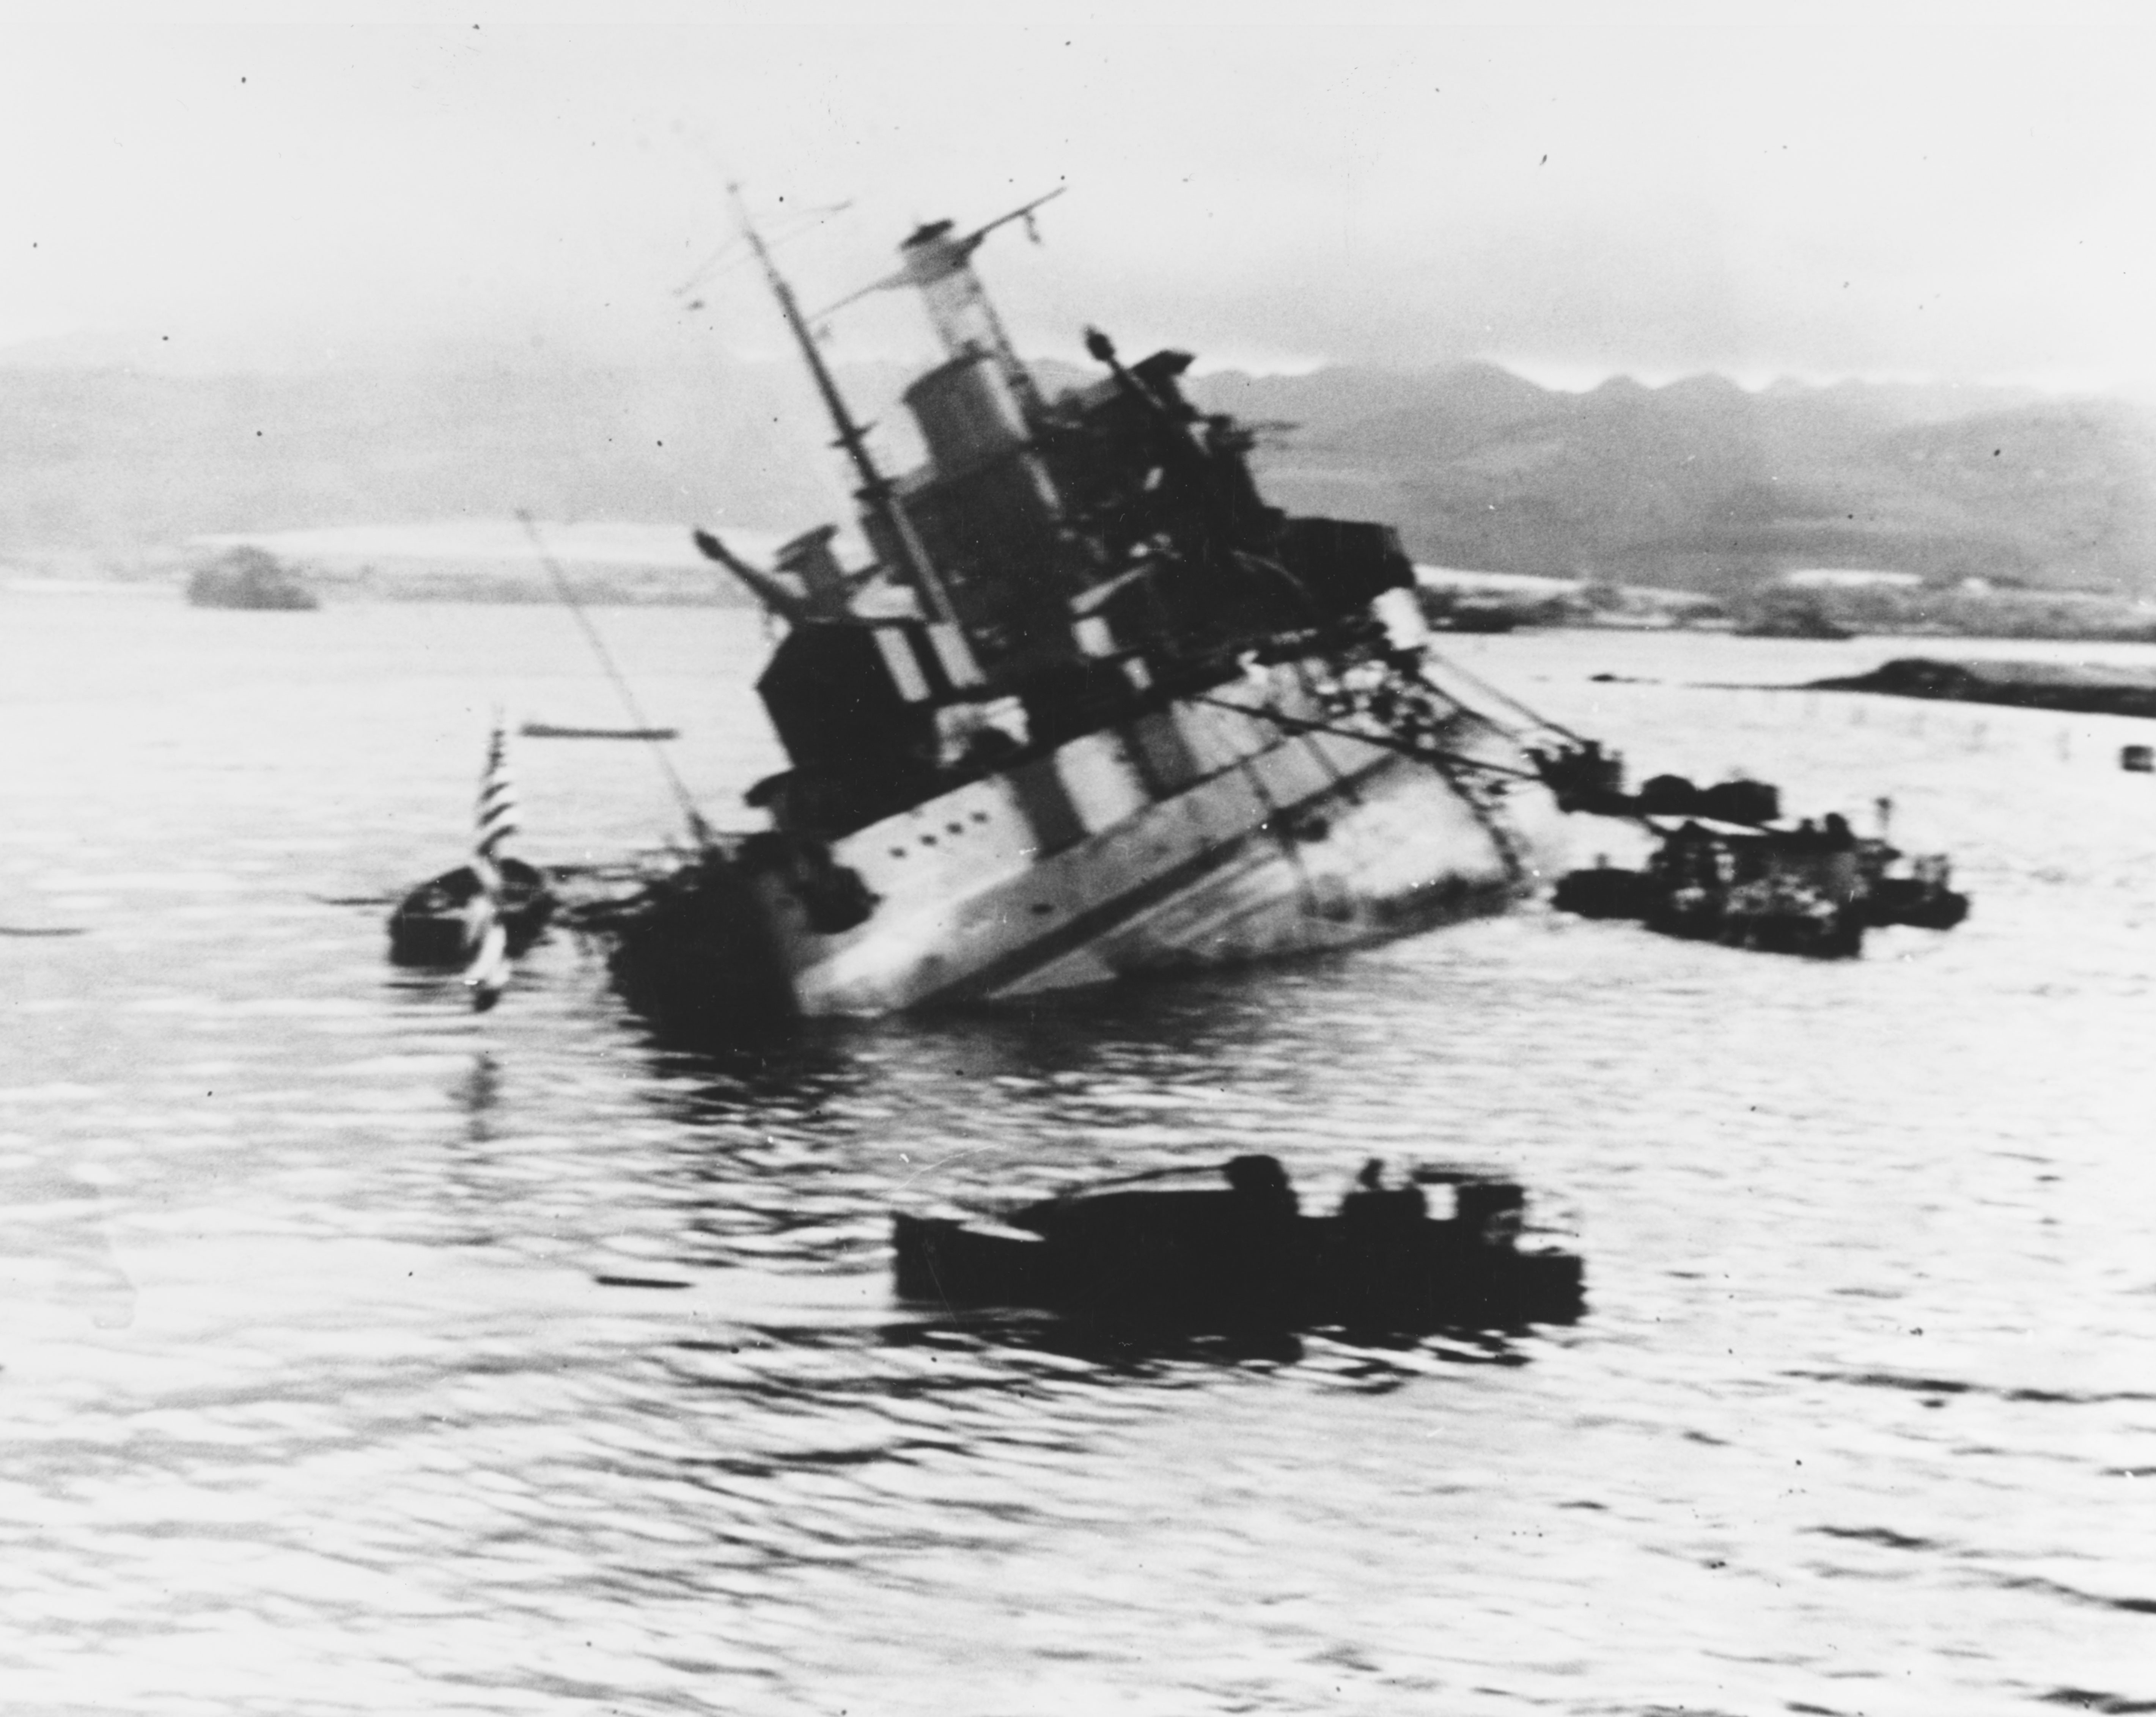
[
  {"xmin": 602, "ymin": 194, "xmax": 1565, "ymax": 1028},
  {"xmin": 1549, "ymin": 770, "xmax": 1969, "ymax": 957}
]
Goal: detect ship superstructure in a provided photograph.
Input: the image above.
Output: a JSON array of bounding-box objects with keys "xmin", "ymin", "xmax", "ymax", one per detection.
[{"xmin": 612, "ymin": 193, "xmax": 1560, "ymax": 1028}]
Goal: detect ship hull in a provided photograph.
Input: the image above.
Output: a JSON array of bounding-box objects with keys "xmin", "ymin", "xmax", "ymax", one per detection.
[{"xmin": 703, "ymin": 658, "xmax": 1558, "ymax": 1019}]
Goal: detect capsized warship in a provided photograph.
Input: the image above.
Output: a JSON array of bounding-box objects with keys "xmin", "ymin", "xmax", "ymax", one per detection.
[{"xmin": 605, "ymin": 193, "xmax": 1573, "ymax": 1027}]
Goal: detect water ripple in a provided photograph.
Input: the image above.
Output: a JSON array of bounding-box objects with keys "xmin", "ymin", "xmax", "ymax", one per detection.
[{"xmin": 5, "ymin": 601, "xmax": 2154, "ymax": 1714}]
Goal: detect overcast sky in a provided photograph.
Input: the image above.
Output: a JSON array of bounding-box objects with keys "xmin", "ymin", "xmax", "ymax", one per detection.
[{"xmin": 4, "ymin": 3, "xmax": 2152, "ymax": 391}]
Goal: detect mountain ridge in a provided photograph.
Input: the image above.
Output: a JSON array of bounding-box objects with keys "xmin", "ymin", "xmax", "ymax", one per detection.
[
  {"xmin": 5, "ymin": 349, "xmax": 2150, "ymax": 597},
  {"xmin": 1185, "ymin": 365, "xmax": 2155, "ymax": 597}
]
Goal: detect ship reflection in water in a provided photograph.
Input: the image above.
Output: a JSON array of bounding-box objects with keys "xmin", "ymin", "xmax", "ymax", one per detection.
[{"xmin": 5, "ymin": 594, "xmax": 2153, "ymax": 1715}]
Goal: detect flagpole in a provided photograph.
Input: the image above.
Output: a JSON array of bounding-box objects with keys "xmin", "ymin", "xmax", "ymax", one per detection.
[{"xmin": 462, "ymin": 715, "xmax": 516, "ymax": 1012}]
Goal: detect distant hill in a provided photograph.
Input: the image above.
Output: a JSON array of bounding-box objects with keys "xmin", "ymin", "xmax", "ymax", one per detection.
[
  {"xmin": 0, "ymin": 353, "xmax": 868, "ymax": 562},
  {"xmin": 1187, "ymin": 364, "xmax": 2156, "ymax": 598},
  {"xmin": 5, "ymin": 342, "xmax": 2151, "ymax": 600}
]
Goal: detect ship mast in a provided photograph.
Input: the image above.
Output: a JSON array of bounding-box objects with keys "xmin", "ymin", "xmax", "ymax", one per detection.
[{"xmin": 729, "ymin": 185, "xmax": 959, "ymax": 628}]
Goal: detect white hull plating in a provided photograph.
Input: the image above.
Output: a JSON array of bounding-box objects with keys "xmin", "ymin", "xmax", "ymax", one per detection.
[{"xmin": 745, "ymin": 660, "xmax": 1558, "ymax": 1016}]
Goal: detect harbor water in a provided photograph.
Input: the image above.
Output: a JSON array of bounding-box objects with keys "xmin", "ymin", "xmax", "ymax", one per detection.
[{"xmin": 3, "ymin": 586, "xmax": 2152, "ymax": 1716}]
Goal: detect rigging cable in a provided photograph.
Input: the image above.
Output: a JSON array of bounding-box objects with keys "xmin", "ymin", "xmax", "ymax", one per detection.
[
  {"xmin": 1417, "ymin": 643, "xmax": 1590, "ymax": 747},
  {"xmin": 1188, "ymin": 693, "xmax": 1543, "ymax": 785},
  {"xmin": 516, "ymin": 511, "xmax": 712, "ymax": 844},
  {"xmin": 675, "ymin": 202, "xmax": 856, "ymax": 302},
  {"xmin": 1195, "ymin": 691, "xmax": 1662, "ymax": 836},
  {"xmin": 1195, "ymin": 691, "xmax": 1538, "ymax": 888}
]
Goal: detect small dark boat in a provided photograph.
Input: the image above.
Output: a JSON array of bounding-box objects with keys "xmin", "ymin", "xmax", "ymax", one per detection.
[
  {"xmin": 1549, "ymin": 863, "xmax": 1657, "ymax": 921},
  {"xmin": 386, "ymin": 857, "xmax": 557, "ymax": 966},
  {"xmin": 893, "ymin": 1155, "xmax": 1584, "ymax": 1333},
  {"xmin": 1433, "ymin": 604, "xmax": 1521, "ymax": 634},
  {"xmin": 1533, "ymin": 749, "xmax": 1782, "ymax": 825},
  {"xmin": 519, "ymin": 722, "xmax": 681, "ymax": 741},
  {"xmin": 1862, "ymin": 854, "xmax": 1971, "ymax": 930},
  {"xmin": 1553, "ymin": 817, "xmax": 1967, "ymax": 955},
  {"xmin": 1414, "ymin": 585, "xmax": 1527, "ymax": 633}
]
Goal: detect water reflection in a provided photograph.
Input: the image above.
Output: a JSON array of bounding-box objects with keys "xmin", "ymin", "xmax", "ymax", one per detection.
[
  {"xmin": 640, "ymin": 1025, "xmax": 876, "ymax": 1122},
  {"xmin": 13, "ymin": 600, "xmax": 2154, "ymax": 1716},
  {"xmin": 879, "ymin": 1314, "xmax": 1551, "ymax": 1382},
  {"xmin": 454, "ymin": 1050, "xmax": 503, "ymax": 1142},
  {"xmin": 883, "ymin": 1314, "xmax": 1310, "ymax": 1375}
]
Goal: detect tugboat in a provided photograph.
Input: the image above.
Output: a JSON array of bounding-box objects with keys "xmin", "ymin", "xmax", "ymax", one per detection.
[
  {"xmin": 602, "ymin": 192, "xmax": 1572, "ymax": 1029},
  {"xmin": 1635, "ymin": 817, "xmax": 1870, "ymax": 956},
  {"xmin": 1552, "ymin": 790, "xmax": 1969, "ymax": 957},
  {"xmin": 893, "ymin": 1155, "xmax": 1585, "ymax": 1333}
]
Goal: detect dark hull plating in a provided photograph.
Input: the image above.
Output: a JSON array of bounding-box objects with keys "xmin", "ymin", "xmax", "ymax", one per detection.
[{"xmin": 893, "ymin": 1196, "xmax": 1585, "ymax": 1334}]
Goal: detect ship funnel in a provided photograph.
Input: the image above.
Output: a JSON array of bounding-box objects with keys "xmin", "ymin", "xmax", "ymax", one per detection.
[
  {"xmin": 899, "ymin": 220, "xmax": 1023, "ymax": 385},
  {"xmin": 895, "ymin": 189, "xmax": 1063, "ymax": 415}
]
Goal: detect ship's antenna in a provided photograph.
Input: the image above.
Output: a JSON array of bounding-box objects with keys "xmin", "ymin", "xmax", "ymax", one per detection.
[{"xmin": 728, "ymin": 184, "xmax": 960, "ymax": 628}]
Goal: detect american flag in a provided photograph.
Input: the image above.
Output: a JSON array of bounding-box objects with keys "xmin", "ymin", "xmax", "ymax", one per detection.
[
  {"xmin": 474, "ymin": 721, "xmax": 519, "ymax": 868},
  {"xmin": 462, "ymin": 722, "xmax": 516, "ymax": 1012}
]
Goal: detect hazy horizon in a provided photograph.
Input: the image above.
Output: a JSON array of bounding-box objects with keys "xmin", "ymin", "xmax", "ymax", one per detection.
[
  {"xmin": 0, "ymin": 321, "xmax": 2115, "ymax": 410},
  {"xmin": 6, "ymin": 6, "xmax": 2155, "ymax": 397}
]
